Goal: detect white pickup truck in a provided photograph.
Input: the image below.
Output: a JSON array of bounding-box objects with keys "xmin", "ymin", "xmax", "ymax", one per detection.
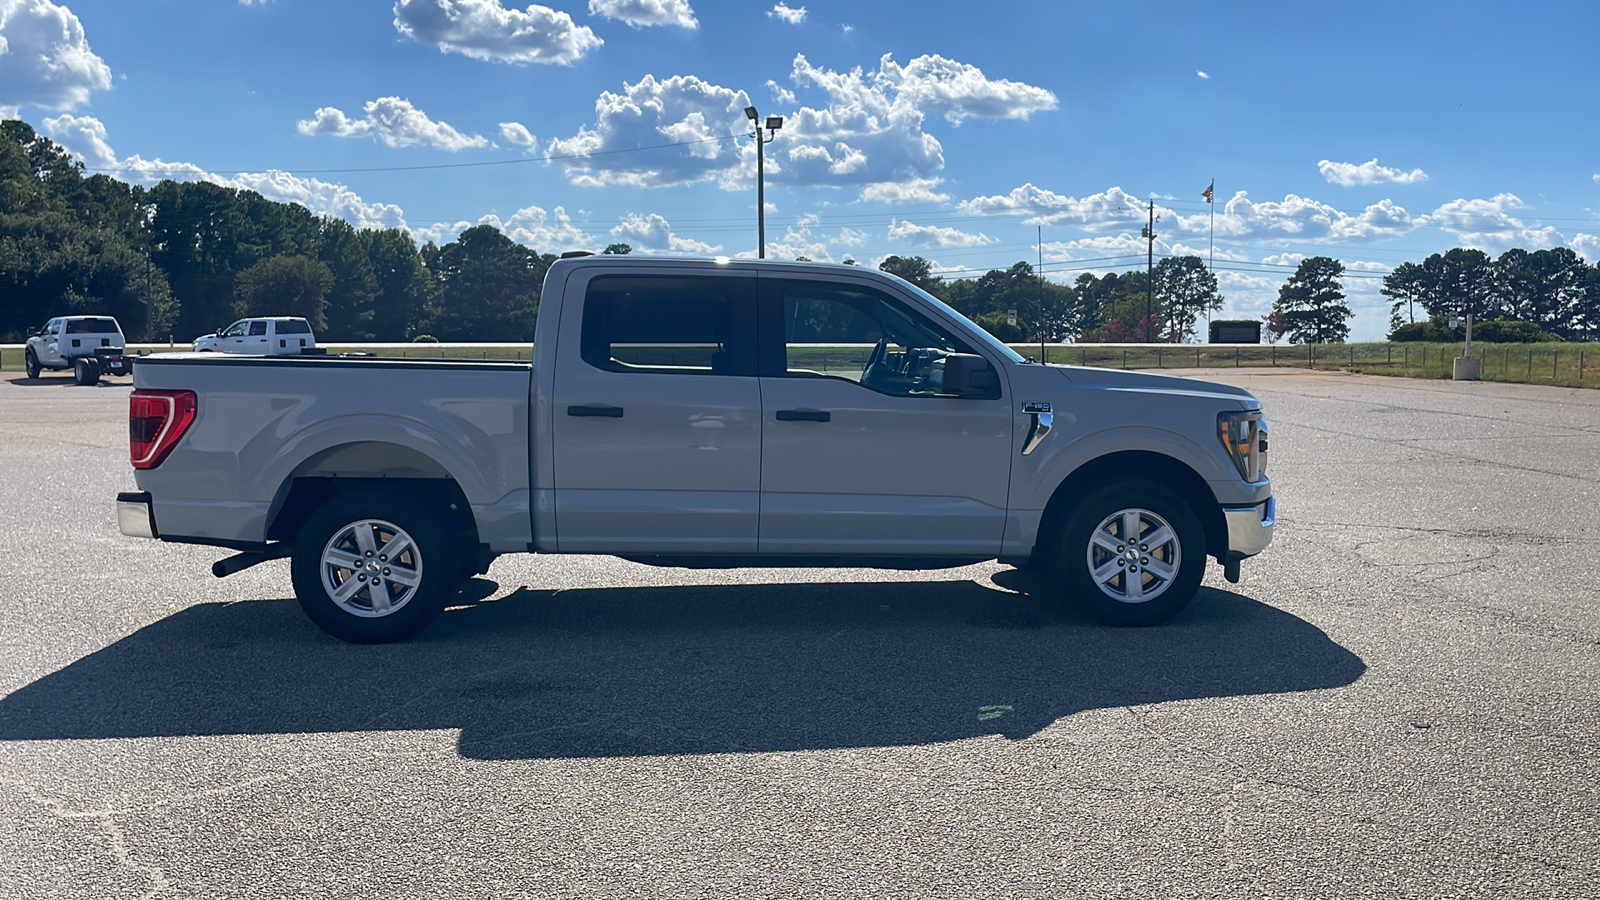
[
  {"xmin": 193, "ymin": 317, "xmax": 317, "ymax": 355},
  {"xmin": 117, "ymin": 255, "xmax": 1273, "ymax": 642},
  {"xmin": 25, "ymin": 315, "xmax": 135, "ymax": 384}
]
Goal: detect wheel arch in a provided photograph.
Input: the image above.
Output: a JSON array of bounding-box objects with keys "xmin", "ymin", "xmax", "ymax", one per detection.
[
  {"xmin": 264, "ymin": 442, "xmax": 480, "ymax": 560},
  {"xmin": 1033, "ymin": 450, "xmax": 1226, "ymax": 565}
]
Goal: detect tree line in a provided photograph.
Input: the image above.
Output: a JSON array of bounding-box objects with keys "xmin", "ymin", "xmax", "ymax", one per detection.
[
  {"xmin": 1, "ymin": 120, "xmax": 552, "ymax": 343},
  {"xmin": 8, "ymin": 116, "xmax": 1596, "ymax": 347}
]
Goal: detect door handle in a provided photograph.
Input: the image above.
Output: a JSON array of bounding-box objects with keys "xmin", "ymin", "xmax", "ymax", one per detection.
[
  {"xmin": 776, "ymin": 409, "xmax": 830, "ymax": 422},
  {"xmin": 568, "ymin": 405, "xmax": 624, "ymax": 418}
]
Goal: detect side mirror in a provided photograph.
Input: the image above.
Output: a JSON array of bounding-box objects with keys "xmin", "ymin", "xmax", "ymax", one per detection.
[
  {"xmin": 943, "ymin": 353, "xmax": 1000, "ymax": 399},
  {"xmin": 215, "ymin": 328, "xmax": 226, "ymax": 337}
]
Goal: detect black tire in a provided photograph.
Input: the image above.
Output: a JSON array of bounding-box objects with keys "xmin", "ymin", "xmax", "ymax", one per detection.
[
  {"xmin": 25, "ymin": 349, "xmax": 41, "ymax": 380},
  {"xmin": 290, "ymin": 489, "xmax": 459, "ymax": 643},
  {"xmin": 1052, "ymin": 481, "xmax": 1206, "ymax": 626},
  {"xmin": 73, "ymin": 357, "xmax": 100, "ymax": 385}
]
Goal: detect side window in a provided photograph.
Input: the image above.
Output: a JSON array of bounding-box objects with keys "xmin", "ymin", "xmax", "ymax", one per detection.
[
  {"xmin": 249, "ymin": 321, "xmax": 269, "ymax": 336},
  {"xmin": 223, "ymin": 321, "xmax": 249, "ymax": 337},
  {"xmin": 580, "ymin": 275, "xmax": 757, "ymax": 376},
  {"xmin": 773, "ymin": 281, "xmax": 984, "ymax": 398},
  {"xmin": 276, "ymin": 320, "xmax": 311, "ymax": 334}
]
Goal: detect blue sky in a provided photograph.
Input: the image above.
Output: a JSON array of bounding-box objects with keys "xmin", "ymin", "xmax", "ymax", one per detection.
[{"xmin": 3, "ymin": 0, "xmax": 1598, "ymax": 339}]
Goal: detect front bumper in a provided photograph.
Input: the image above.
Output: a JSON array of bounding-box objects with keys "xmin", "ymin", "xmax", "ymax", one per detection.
[
  {"xmin": 1222, "ymin": 494, "xmax": 1275, "ymax": 558},
  {"xmin": 117, "ymin": 491, "xmax": 159, "ymax": 539}
]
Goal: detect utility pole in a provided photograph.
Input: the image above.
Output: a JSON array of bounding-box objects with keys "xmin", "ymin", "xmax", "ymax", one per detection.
[
  {"xmin": 1141, "ymin": 200, "xmax": 1158, "ymax": 343},
  {"xmin": 744, "ymin": 106, "xmax": 784, "ymax": 258}
]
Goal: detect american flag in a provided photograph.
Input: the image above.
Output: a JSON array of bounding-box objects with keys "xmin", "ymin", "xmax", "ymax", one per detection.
[{"xmin": 1202, "ymin": 181, "xmax": 1214, "ymax": 204}]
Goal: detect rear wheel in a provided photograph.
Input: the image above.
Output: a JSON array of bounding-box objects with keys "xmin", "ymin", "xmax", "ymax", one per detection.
[
  {"xmin": 1052, "ymin": 481, "xmax": 1206, "ymax": 626},
  {"xmin": 73, "ymin": 357, "xmax": 101, "ymax": 385},
  {"xmin": 290, "ymin": 490, "xmax": 458, "ymax": 643},
  {"xmin": 25, "ymin": 349, "xmax": 41, "ymax": 379}
]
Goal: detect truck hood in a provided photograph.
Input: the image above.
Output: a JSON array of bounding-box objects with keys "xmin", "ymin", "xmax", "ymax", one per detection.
[{"xmin": 1049, "ymin": 364, "xmax": 1260, "ymax": 408}]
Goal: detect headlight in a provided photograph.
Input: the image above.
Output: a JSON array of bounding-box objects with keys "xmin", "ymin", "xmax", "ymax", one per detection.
[{"xmin": 1217, "ymin": 410, "xmax": 1268, "ymax": 482}]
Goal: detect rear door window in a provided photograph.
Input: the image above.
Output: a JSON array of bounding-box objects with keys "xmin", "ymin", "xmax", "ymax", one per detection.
[
  {"xmin": 580, "ymin": 275, "xmax": 757, "ymax": 376},
  {"xmin": 249, "ymin": 321, "xmax": 269, "ymax": 336}
]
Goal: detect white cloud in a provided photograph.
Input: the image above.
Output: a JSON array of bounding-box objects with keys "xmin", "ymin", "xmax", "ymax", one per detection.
[
  {"xmin": 1317, "ymin": 158, "xmax": 1429, "ymax": 187},
  {"xmin": 588, "ymin": 0, "xmax": 697, "ymax": 29},
  {"xmin": 40, "ymin": 115, "xmax": 409, "ymax": 230},
  {"xmin": 1592, "ymin": 174, "xmax": 1599, "ymax": 185},
  {"xmin": 392, "ymin": 0, "xmax": 601, "ymax": 65},
  {"xmin": 1570, "ymin": 233, "xmax": 1600, "ymax": 265},
  {"xmin": 887, "ymin": 219, "xmax": 997, "ymax": 248},
  {"xmin": 297, "ymin": 97, "xmax": 488, "ymax": 151},
  {"xmin": 1196, "ymin": 70, "xmax": 1209, "ymax": 79},
  {"xmin": 1420, "ymin": 193, "xmax": 1560, "ymax": 253},
  {"xmin": 40, "ymin": 113, "xmax": 116, "ymax": 168},
  {"xmin": 858, "ymin": 177, "xmax": 950, "ymax": 205},
  {"xmin": 415, "ymin": 204, "xmax": 592, "ymax": 250},
  {"xmin": 230, "ymin": 171, "xmax": 409, "ymax": 230},
  {"xmin": 1261, "ymin": 252, "xmax": 1304, "ymax": 268},
  {"xmin": 500, "ymin": 121, "xmax": 536, "ymax": 148},
  {"xmin": 547, "ymin": 74, "xmax": 749, "ymax": 187},
  {"xmin": 0, "ymin": 0, "xmax": 112, "ymax": 116},
  {"xmin": 841, "ymin": 23, "xmax": 852, "ymax": 34},
  {"xmin": 610, "ymin": 212, "xmax": 719, "ymax": 254},
  {"xmin": 873, "ymin": 53, "xmax": 1057, "ymax": 125},
  {"xmin": 961, "ymin": 184, "xmax": 1147, "ymax": 229},
  {"xmin": 769, "ymin": 3, "xmax": 805, "ymax": 24},
  {"xmin": 965, "ymin": 183, "xmax": 1424, "ymax": 246}
]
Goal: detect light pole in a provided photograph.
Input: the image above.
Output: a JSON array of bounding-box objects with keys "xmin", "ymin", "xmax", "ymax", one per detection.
[{"xmin": 744, "ymin": 105, "xmax": 783, "ymax": 258}]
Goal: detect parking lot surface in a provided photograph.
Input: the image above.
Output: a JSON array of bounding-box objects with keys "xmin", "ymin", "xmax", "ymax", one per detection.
[{"xmin": 2, "ymin": 368, "xmax": 1597, "ymax": 899}]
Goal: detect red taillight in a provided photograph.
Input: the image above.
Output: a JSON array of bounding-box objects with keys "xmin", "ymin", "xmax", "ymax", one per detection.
[{"xmin": 130, "ymin": 390, "xmax": 197, "ymax": 470}]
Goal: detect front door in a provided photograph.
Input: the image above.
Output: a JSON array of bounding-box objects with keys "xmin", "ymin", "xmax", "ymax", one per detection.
[
  {"xmin": 757, "ymin": 277, "xmax": 1014, "ymax": 557},
  {"xmin": 551, "ymin": 272, "xmax": 762, "ymax": 553}
]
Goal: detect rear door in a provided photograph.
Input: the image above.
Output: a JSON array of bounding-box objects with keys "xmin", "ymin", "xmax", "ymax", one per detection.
[
  {"xmin": 246, "ymin": 320, "xmax": 270, "ymax": 353},
  {"xmin": 756, "ymin": 277, "xmax": 1014, "ymax": 557},
  {"xmin": 550, "ymin": 271, "xmax": 762, "ymax": 553}
]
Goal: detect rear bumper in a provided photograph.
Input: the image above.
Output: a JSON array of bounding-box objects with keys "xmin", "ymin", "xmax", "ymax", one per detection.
[
  {"xmin": 117, "ymin": 491, "xmax": 158, "ymax": 539},
  {"xmin": 1222, "ymin": 494, "xmax": 1275, "ymax": 558}
]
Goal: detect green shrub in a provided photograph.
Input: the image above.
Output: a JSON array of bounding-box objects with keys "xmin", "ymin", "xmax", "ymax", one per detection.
[
  {"xmin": 411, "ymin": 334, "xmax": 440, "ymax": 343},
  {"xmin": 1471, "ymin": 320, "xmax": 1558, "ymax": 343}
]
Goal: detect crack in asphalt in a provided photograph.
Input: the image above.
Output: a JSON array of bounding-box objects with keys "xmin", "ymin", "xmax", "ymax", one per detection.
[{"xmin": 0, "ymin": 777, "xmax": 172, "ymax": 899}]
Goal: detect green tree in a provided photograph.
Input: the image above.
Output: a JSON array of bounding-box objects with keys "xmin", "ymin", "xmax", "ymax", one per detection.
[
  {"xmin": 878, "ymin": 255, "xmax": 944, "ymax": 296},
  {"xmin": 602, "ymin": 242, "xmax": 632, "ymax": 255},
  {"xmin": 233, "ymin": 256, "xmax": 335, "ymax": 330},
  {"xmin": 1381, "ymin": 261, "xmax": 1427, "ymax": 334},
  {"xmin": 362, "ymin": 228, "xmax": 436, "ymax": 341},
  {"xmin": 1271, "ymin": 256, "xmax": 1350, "ymax": 344},
  {"xmin": 1494, "ymin": 247, "xmax": 1588, "ymax": 338},
  {"xmin": 317, "ymin": 218, "xmax": 379, "ymax": 341},
  {"xmin": 422, "ymin": 225, "xmax": 545, "ymax": 341},
  {"xmin": 1153, "ymin": 256, "xmax": 1223, "ymax": 342}
]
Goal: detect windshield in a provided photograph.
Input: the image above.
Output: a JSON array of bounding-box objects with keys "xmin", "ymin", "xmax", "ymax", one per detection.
[{"xmin": 896, "ymin": 281, "xmax": 1028, "ymax": 364}]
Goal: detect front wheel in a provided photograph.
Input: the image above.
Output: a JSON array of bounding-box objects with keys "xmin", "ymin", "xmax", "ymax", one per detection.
[
  {"xmin": 25, "ymin": 349, "xmax": 41, "ymax": 379},
  {"xmin": 1052, "ymin": 481, "xmax": 1206, "ymax": 626},
  {"xmin": 290, "ymin": 490, "xmax": 458, "ymax": 643}
]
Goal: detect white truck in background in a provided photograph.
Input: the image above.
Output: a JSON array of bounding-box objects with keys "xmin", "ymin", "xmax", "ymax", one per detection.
[
  {"xmin": 117, "ymin": 255, "xmax": 1274, "ymax": 643},
  {"xmin": 193, "ymin": 317, "xmax": 317, "ymax": 355},
  {"xmin": 25, "ymin": 315, "xmax": 135, "ymax": 385}
]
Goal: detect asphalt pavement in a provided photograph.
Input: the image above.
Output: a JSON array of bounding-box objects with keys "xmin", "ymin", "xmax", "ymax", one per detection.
[{"xmin": 1, "ymin": 367, "xmax": 1597, "ymax": 899}]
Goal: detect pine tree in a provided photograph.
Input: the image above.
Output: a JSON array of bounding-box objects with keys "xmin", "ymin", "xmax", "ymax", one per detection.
[{"xmin": 1272, "ymin": 257, "xmax": 1351, "ymax": 344}]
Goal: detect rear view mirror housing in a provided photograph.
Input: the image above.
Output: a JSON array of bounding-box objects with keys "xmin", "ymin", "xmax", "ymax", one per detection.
[{"xmin": 942, "ymin": 353, "xmax": 1000, "ymax": 399}]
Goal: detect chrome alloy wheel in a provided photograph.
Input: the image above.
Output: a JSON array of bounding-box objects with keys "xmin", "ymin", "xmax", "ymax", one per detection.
[
  {"xmin": 1085, "ymin": 507, "xmax": 1181, "ymax": 605},
  {"xmin": 319, "ymin": 519, "xmax": 423, "ymax": 618}
]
